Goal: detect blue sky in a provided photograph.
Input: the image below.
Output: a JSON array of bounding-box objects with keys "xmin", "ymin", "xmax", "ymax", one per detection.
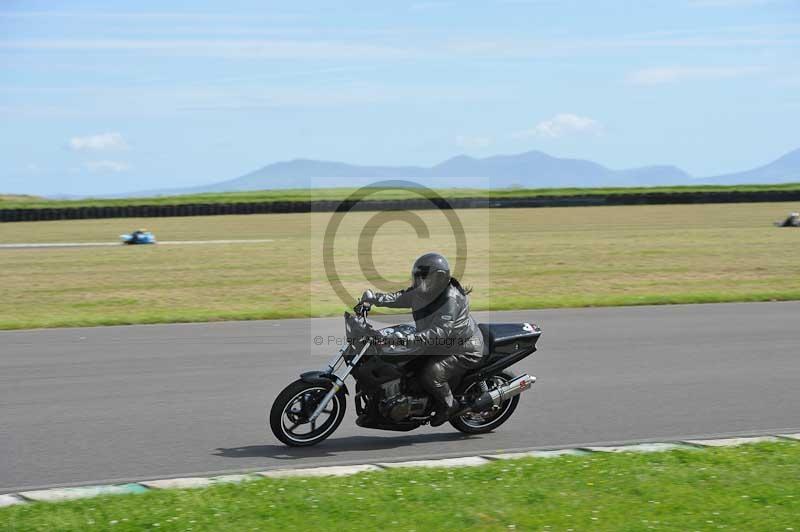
[{"xmin": 1, "ymin": 0, "xmax": 798, "ymax": 195}]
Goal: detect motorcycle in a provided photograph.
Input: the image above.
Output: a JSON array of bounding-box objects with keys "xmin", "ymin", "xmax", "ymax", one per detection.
[
  {"xmin": 120, "ymin": 231, "xmax": 156, "ymax": 245},
  {"xmin": 269, "ymin": 300, "xmax": 541, "ymax": 447}
]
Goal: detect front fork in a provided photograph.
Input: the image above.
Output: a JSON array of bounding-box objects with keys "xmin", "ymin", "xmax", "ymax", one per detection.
[{"xmin": 307, "ymin": 341, "xmax": 371, "ymax": 422}]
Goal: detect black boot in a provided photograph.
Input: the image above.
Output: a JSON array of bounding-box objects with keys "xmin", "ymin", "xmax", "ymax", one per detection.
[
  {"xmin": 430, "ymin": 403, "xmax": 460, "ymax": 427},
  {"xmin": 430, "ymin": 387, "xmax": 462, "ymax": 427}
]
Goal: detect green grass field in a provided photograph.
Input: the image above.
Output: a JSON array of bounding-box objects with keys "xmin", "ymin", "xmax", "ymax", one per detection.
[
  {"xmin": 1, "ymin": 442, "xmax": 798, "ymax": 531},
  {"xmin": 2, "ymin": 182, "xmax": 800, "ymax": 209},
  {"xmin": 0, "ymin": 202, "xmax": 799, "ymax": 330}
]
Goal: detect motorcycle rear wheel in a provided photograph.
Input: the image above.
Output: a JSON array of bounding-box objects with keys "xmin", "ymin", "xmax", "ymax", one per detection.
[
  {"xmin": 270, "ymin": 379, "xmax": 346, "ymax": 447},
  {"xmin": 450, "ymin": 370, "xmax": 520, "ymax": 434}
]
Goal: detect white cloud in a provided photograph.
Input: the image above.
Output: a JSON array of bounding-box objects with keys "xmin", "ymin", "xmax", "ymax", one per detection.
[
  {"xmin": 1, "ymin": 39, "xmax": 412, "ymax": 61},
  {"xmin": 0, "ymin": 11, "xmax": 302, "ymax": 22},
  {"xmin": 515, "ymin": 113, "xmax": 603, "ymax": 139},
  {"xmin": 3, "ymin": 28, "xmax": 796, "ymax": 63},
  {"xmin": 69, "ymin": 132, "xmax": 129, "ymax": 151},
  {"xmin": 688, "ymin": 0, "xmax": 777, "ymax": 7},
  {"xmin": 85, "ymin": 160, "xmax": 130, "ymax": 173},
  {"xmin": 626, "ymin": 65, "xmax": 763, "ymax": 85},
  {"xmin": 455, "ymin": 135, "xmax": 492, "ymax": 149},
  {"xmin": 410, "ymin": 1, "xmax": 454, "ymax": 10}
]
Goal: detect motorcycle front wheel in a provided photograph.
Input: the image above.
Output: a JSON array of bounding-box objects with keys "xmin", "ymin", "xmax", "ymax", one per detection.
[
  {"xmin": 269, "ymin": 379, "xmax": 347, "ymax": 447},
  {"xmin": 450, "ymin": 370, "xmax": 520, "ymax": 434}
]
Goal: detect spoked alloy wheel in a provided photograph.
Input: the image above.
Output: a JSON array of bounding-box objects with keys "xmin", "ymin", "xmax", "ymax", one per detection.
[
  {"xmin": 450, "ymin": 371, "xmax": 520, "ymax": 434},
  {"xmin": 270, "ymin": 379, "xmax": 346, "ymax": 447}
]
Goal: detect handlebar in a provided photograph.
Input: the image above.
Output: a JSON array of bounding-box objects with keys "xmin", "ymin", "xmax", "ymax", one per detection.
[
  {"xmin": 347, "ymin": 301, "xmax": 412, "ymax": 347},
  {"xmin": 353, "ymin": 300, "xmax": 372, "ymax": 319},
  {"xmin": 345, "ymin": 306, "xmax": 376, "ymax": 348}
]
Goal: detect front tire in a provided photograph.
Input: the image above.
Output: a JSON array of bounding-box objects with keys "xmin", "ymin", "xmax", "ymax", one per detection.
[
  {"xmin": 270, "ymin": 379, "xmax": 346, "ymax": 447},
  {"xmin": 450, "ymin": 370, "xmax": 520, "ymax": 434}
]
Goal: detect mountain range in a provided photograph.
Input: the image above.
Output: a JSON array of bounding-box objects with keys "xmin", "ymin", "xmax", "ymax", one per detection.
[{"xmin": 137, "ymin": 147, "xmax": 800, "ymax": 196}]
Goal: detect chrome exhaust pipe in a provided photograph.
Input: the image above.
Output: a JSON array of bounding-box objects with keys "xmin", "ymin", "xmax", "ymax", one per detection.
[{"xmin": 471, "ymin": 374, "xmax": 536, "ymax": 411}]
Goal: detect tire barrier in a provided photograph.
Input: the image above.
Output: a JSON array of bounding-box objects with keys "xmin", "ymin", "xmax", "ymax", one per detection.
[{"xmin": 2, "ymin": 189, "xmax": 800, "ymax": 222}]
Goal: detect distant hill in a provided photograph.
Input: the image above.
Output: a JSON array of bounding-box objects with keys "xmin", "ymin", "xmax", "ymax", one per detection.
[
  {"xmin": 700, "ymin": 148, "xmax": 800, "ymax": 185},
  {"xmin": 175, "ymin": 150, "xmax": 693, "ymax": 194},
  {"xmin": 124, "ymin": 147, "xmax": 799, "ymax": 197}
]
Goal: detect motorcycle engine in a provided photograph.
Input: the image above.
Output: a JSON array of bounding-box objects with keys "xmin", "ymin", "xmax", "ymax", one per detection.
[{"xmin": 378, "ymin": 379, "xmax": 429, "ymax": 421}]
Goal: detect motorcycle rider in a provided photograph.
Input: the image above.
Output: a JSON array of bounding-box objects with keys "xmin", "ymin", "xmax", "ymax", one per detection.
[
  {"xmin": 361, "ymin": 252, "xmax": 484, "ymax": 427},
  {"xmin": 130, "ymin": 228, "xmax": 147, "ymax": 243}
]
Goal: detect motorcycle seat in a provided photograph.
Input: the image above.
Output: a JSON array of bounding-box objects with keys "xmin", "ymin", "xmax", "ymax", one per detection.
[{"xmin": 478, "ymin": 323, "xmax": 541, "ymax": 353}]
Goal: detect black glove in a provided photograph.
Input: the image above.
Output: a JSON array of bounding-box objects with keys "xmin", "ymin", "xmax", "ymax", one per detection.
[{"xmin": 360, "ymin": 289, "xmax": 377, "ymax": 304}]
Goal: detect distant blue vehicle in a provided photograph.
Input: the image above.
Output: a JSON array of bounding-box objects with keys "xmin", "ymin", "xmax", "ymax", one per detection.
[{"xmin": 120, "ymin": 229, "xmax": 156, "ymax": 245}]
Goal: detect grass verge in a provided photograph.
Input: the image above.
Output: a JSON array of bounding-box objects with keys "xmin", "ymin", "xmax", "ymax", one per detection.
[
  {"xmin": 2, "ymin": 442, "xmax": 798, "ymax": 531},
  {"xmin": 2, "ymin": 183, "xmax": 800, "ymax": 209},
  {"xmin": 1, "ymin": 203, "xmax": 800, "ymax": 330},
  {"xmin": 2, "ymin": 290, "xmax": 800, "ymax": 331}
]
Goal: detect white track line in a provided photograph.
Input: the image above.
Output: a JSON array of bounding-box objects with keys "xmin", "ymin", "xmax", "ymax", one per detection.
[
  {"xmin": 159, "ymin": 239, "xmax": 274, "ymax": 245},
  {"xmin": 0, "ymin": 242, "xmax": 118, "ymax": 249},
  {"xmin": 0, "ymin": 239, "xmax": 274, "ymax": 249}
]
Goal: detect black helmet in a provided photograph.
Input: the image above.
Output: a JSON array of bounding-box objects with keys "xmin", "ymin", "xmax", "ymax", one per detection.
[{"xmin": 411, "ymin": 252, "xmax": 451, "ymax": 300}]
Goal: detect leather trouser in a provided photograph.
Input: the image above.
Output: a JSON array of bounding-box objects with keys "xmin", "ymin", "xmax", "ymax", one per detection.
[{"xmin": 419, "ymin": 330, "xmax": 484, "ymax": 410}]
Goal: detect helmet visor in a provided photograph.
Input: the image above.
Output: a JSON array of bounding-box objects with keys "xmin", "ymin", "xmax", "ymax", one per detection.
[{"xmin": 412, "ymin": 265, "xmax": 430, "ymax": 291}]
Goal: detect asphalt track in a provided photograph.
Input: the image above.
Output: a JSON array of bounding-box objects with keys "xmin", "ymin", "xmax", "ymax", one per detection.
[{"xmin": 2, "ymin": 302, "xmax": 799, "ymax": 494}]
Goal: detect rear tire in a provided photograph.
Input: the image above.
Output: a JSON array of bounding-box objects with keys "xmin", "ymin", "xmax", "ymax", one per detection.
[
  {"xmin": 450, "ymin": 370, "xmax": 520, "ymax": 434},
  {"xmin": 270, "ymin": 379, "xmax": 346, "ymax": 447}
]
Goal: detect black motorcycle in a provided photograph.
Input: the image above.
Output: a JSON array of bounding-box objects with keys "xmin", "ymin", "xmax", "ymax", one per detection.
[{"xmin": 270, "ymin": 301, "xmax": 541, "ymax": 447}]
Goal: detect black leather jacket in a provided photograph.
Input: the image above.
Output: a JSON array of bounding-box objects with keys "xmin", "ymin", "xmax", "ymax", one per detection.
[{"xmin": 373, "ymin": 284, "xmax": 483, "ymax": 363}]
